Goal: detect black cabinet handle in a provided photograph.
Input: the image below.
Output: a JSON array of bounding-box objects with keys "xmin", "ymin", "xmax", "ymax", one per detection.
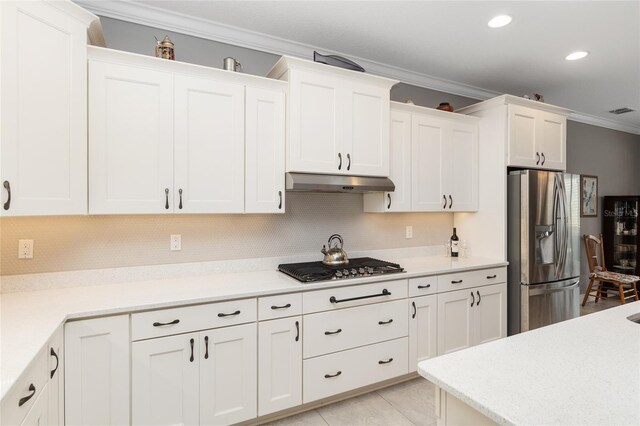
[
  {"xmin": 541, "ymin": 152, "xmax": 546, "ymax": 165},
  {"xmin": 338, "ymin": 153, "xmax": 342, "ymax": 170},
  {"xmin": 164, "ymin": 188, "xmax": 169, "ymax": 209},
  {"xmin": 471, "ymin": 291, "xmax": 475, "ymax": 307},
  {"xmin": 189, "ymin": 338, "xmax": 194, "ymax": 362},
  {"xmin": 378, "ymin": 358, "xmax": 394, "ymax": 365},
  {"xmin": 153, "ymin": 319, "xmax": 180, "ymax": 327},
  {"xmin": 324, "ymin": 371, "xmax": 342, "ymax": 378},
  {"xmin": 324, "ymin": 328, "xmax": 342, "ymax": 335},
  {"xmin": 536, "ymin": 152, "xmax": 540, "ymax": 165},
  {"xmin": 346, "ymin": 153, "xmax": 351, "ymax": 171},
  {"xmin": 278, "ymin": 191, "xmax": 282, "ymax": 209},
  {"xmin": 178, "ymin": 188, "xmax": 183, "ymax": 210},
  {"xmin": 477, "ymin": 291, "xmax": 481, "ymax": 306},
  {"xmin": 50, "ymin": 348, "xmax": 59, "ymax": 379},
  {"xmin": 378, "ymin": 319, "xmax": 393, "ymax": 325},
  {"xmin": 451, "ymin": 280, "xmax": 463, "ymax": 284},
  {"xmin": 448, "ymin": 195, "xmax": 453, "ymax": 209},
  {"xmin": 487, "ymin": 275, "xmax": 497, "ymax": 279},
  {"xmin": 204, "ymin": 336, "xmax": 209, "ymax": 359},
  {"xmin": 18, "ymin": 384, "xmax": 36, "ymax": 407},
  {"xmin": 329, "ymin": 289, "xmax": 391, "ymax": 304},
  {"xmin": 271, "ymin": 303, "xmax": 291, "ymax": 310},
  {"xmin": 218, "ymin": 310, "xmax": 240, "ymax": 317},
  {"xmin": 443, "ymin": 195, "xmax": 447, "ymax": 209},
  {"xmin": 295, "ymin": 320, "xmax": 300, "ymax": 342},
  {"xmin": 412, "ymin": 301, "xmax": 417, "ymax": 319},
  {"xmin": 3, "ymin": 181, "xmax": 11, "ymax": 210},
  {"xmin": 387, "ymin": 193, "xmax": 391, "ymax": 209},
  {"xmin": 418, "ymin": 284, "xmax": 431, "ymax": 289}
]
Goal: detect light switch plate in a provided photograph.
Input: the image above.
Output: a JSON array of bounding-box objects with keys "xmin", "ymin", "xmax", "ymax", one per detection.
[{"xmin": 405, "ymin": 226, "xmax": 413, "ymax": 239}]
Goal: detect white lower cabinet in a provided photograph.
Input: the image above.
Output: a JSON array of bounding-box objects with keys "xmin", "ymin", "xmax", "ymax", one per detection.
[
  {"xmin": 65, "ymin": 315, "xmax": 130, "ymax": 426},
  {"xmin": 408, "ymin": 295, "xmax": 437, "ymax": 372},
  {"xmin": 132, "ymin": 323, "xmax": 257, "ymax": 425},
  {"xmin": 20, "ymin": 383, "xmax": 49, "ymax": 426},
  {"xmin": 132, "ymin": 333, "xmax": 200, "ymax": 426},
  {"xmin": 437, "ymin": 283, "xmax": 507, "ymax": 356},
  {"xmin": 258, "ymin": 317, "xmax": 302, "ymax": 416}
]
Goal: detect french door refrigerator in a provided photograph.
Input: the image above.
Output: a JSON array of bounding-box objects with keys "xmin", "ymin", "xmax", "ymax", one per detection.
[{"xmin": 507, "ymin": 170, "xmax": 581, "ymax": 335}]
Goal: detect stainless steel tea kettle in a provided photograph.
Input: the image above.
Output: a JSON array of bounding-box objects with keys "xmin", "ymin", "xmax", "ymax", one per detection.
[{"xmin": 321, "ymin": 234, "xmax": 349, "ymax": 266}]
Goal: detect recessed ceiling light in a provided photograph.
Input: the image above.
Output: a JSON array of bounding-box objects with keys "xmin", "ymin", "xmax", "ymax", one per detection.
[
  {"xmin": 488, "ymin": 15, "xmax": 512, "ymax": 28},
  {"xmin": 565, "ymin": 51, "xmax": 589, "ymax": 61}
]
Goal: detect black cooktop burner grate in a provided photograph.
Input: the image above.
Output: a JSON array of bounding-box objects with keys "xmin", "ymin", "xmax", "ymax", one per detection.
[{"xmin": 278, "ymin": 257, "xmax": 404, "ymax": 283}]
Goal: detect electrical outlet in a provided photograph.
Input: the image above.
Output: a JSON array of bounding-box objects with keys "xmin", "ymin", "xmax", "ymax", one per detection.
[
  {"xmin": 170, "ymin": 235, "xmax": 181, "ymax": 251},
  {"xmin": 18, "ymin": 239, "xmax": 34, "ymax": 259},
  {"xmin": 405, "ymin": 226, "xmax": 413, "ymax": 239}
]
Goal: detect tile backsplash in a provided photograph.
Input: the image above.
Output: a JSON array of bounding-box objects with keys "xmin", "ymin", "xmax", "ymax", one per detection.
[{"xmin": 0, "ymin": 193, "xmax": 453, "ymax": 276}]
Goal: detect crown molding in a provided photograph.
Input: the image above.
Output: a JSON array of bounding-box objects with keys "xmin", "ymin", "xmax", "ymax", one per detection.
[{"xmin": 75, "ymin": 0, "xmax": 640, "ymax": 135}]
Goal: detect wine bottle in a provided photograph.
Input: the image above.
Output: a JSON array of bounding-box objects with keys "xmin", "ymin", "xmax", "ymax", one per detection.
[{"xmin": 450, "ymin": 228, "xmax": 459, "ymax": 258}]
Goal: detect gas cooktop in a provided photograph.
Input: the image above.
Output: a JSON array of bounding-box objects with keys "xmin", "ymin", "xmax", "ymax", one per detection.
[{"xmin": 278, "ymin": 257, "xmax": 404, "ymax": 283}]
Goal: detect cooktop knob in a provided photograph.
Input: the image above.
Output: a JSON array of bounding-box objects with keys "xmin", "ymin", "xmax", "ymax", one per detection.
[
  {"xmin": 335, "ymin": 271, "xmax": 343, "ymax": 278},
  {"xmin": 350, "ymin": 268, "xmax": 357, "ymax": 275},
  {"xmin": 358, "ymin": 268, "xmax": 365, "ymax": 274},
  {"xmin": 343, "ymin": 269, "xmax": 350, "ymax": 275}
]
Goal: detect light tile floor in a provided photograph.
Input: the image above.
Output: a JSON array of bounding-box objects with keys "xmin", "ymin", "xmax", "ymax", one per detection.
[{"xmin": 266, "ymin": 298, "xmax": 620, "ymax": 426}]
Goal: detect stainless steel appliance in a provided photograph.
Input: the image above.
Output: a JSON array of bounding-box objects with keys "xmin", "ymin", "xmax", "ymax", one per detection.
[
  {"xmin": 278, "ymin": 257, "xmax": 404, "ymax": 283},
  {"xmin": 507, "ymin": 170, "xmax": 581, "ymax": 335}
]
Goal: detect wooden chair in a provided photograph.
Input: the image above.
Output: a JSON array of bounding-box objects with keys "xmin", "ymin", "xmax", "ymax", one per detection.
[{"xmin": 582, "ymin": 234, "xmax": 639, "ymax": 306}]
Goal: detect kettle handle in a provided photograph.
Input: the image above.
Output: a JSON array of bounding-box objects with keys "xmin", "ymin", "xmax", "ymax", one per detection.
[{"xmin": 328, "ymin": 234, "xmax": 344, "ymax": 249}]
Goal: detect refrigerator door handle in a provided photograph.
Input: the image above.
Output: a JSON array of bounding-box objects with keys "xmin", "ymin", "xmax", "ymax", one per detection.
[{"xmin": 528, "ymin": 279, "xmax": 580, "ymax": 296}]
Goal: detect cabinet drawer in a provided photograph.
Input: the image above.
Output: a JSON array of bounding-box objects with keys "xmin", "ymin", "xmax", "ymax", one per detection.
[
  {"xmin": 303, "ymin": 279, "xmax": 408, "ymax": 314},
  {"xmin": 303, "ymin": 337, "xmax": 408, "ymax": 403},
  {"xmin": 408, "ymin": 276, "xmax": 438, "ymax": 297},
  {"xmin": 438, "ymin": 267, "xmax": 506, "ymax": 293},
  {"xmin": 304, "ymin": 299, "xmax": 408, "ymax": 358},
  {"xmin": 132, "ymin": 298, "xmax": 257, "ymax": 341},
  {"xmin": 1, "ymin": 347, "xmax": 48, "ymax": 426},
  {"xmin": 258, "ymin": 293, "xmax": 302, "ymax": 321}
]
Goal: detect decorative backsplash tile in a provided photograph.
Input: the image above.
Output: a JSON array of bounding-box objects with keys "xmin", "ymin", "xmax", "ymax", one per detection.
[{"xmin": 0, "ymin": 193, "xmax": 453, "ymax": 276}]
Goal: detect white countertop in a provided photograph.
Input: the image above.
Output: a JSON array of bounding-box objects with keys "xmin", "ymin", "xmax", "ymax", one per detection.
[
  {"xmin": 418, "ymin": 301, "xmax": 640, "ymax": 426},
  {"xmin": 1, "ymin": 252, "xmax": 506, "ymax": 400}
]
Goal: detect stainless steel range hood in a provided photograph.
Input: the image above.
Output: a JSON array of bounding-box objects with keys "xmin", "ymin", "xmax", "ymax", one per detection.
[{"xmin": 285, "ymin": 172, "xmax": 395, "ymax": 193}]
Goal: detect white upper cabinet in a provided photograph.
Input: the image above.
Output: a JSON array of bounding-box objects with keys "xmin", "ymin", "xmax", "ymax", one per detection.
[
  {"xmin": 89, "ymin": 60, "xmax": 174, "ymax": 214},
  {"xmin": 365, "ymin": 103, "xmax": 478, "ymax": 213},
  {"xmin": 174, "ymin": 75, "xmax": 245, "ymax": 213},
  {"xmin": 245, "ymin": 87, "xmax": 286, "ymax": 213},
  {"xmin": 507, "ymin": 104, "xmax": 538, "ymax": 168},
  {"xmin": 88, "ymin": 47, "xmax": 286, "ymax": 214},
  {"xmin": 268, "ymin": 56, "xmax": 397, "ymax": 177},
  {"xmin": 536, "ymin": 110, "xmax": 566, "ymax": 170},
  {"xmin": 0, "ymin": 1, "xmax": 97, "ymax": 216}
]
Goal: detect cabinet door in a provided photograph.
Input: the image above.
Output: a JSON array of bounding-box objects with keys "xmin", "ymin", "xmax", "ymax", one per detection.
[
  {"xmin": 132, "ymin": 333, "xmax": 199, "ymax": 426},
  {"xmin": 343, "ymin": 82, "xmax": 390, "ymax": 176},
  {"xmin": 412, "ymin": 114, "xmax": 448, "ymax": 211},
  {"xmin": 437, "ymin": 289, "xmax": 473, "ymax": 356},
  {"xmin": 537, "ymin": 111, "xmax": 566, "ymax": 170},
  {"xmin": 448, "ymin": 122, "xmax": 478, "ymax": 212},
  {"xmin": 48, "ymin": 328, "xmax": 63, "ymax": 426},
  {"xmin": 408, "ymin": 295, "xmax": 437, "ymax": 373},
  {"xmin": 174, "ymin": 75, "xmax": 245, "ymax": 213},
  {"xmin": 288, "ymin": 69, "xmax": 342, "ymax": 174},
  {"xmin": 386, "ymin": 109, "xmax": 412, "ymax": 211},
  {"xmin": 258, "ymin": 317, "xmax": 302, "ymax": 416},
  {"xmin": 507, "ymin": 105, "xmax": 539, "ymax": 168},
  {"xmin": 89, "ymin": 60, "xmax": 174, "ymax": 214},
  {"xmin": 65, "ymin": 315, "xmax": 130, "ymax": 426},
  {"xmin": 245, "ymin": 87, "xmax": 286, "ymax": 213},
  {"xmin": 473, "ymin": 283, "xmax": 507, "ymax": 346},
  {"xmin": 200, "ymin": 323, "xmax": 257, "ymax": 425},
  {"xmin": 20, "ymin": 384, "xmax": 48, "ymax": 426},
  {"xmin": 0, "ymin": 1, "xmax": 88, "ymax": 216}
]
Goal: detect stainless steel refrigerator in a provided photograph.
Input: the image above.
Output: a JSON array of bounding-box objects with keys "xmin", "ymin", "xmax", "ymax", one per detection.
[{"xmin": 507, "ymin": 170, "xmax": 581, "ymax": 335}]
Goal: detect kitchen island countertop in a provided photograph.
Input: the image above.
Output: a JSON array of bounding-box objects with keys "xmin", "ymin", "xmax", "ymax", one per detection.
[
  {"xmin": 418, "ymin": 301, "xmax": 640, "ymax": 425},
  {"xmin": 1, "ymin": 251, "xmax": 506, "ymax": 400}
]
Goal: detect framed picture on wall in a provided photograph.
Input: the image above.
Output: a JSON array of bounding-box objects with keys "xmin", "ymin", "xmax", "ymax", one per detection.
[{"xmin": 581, "ymin": 175, "xmax": 598, "ymax": 217}]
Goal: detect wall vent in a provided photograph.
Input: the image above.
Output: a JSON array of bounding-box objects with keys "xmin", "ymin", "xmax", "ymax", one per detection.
[{"xmin": 609, "ymin": 107, "xmax": 635, "ymax": 115}]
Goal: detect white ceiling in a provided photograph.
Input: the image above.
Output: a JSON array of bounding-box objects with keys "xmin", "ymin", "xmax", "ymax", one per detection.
[{"xmin": 82, "ymin": 1, "xmax": 640, "ymax": 133}]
